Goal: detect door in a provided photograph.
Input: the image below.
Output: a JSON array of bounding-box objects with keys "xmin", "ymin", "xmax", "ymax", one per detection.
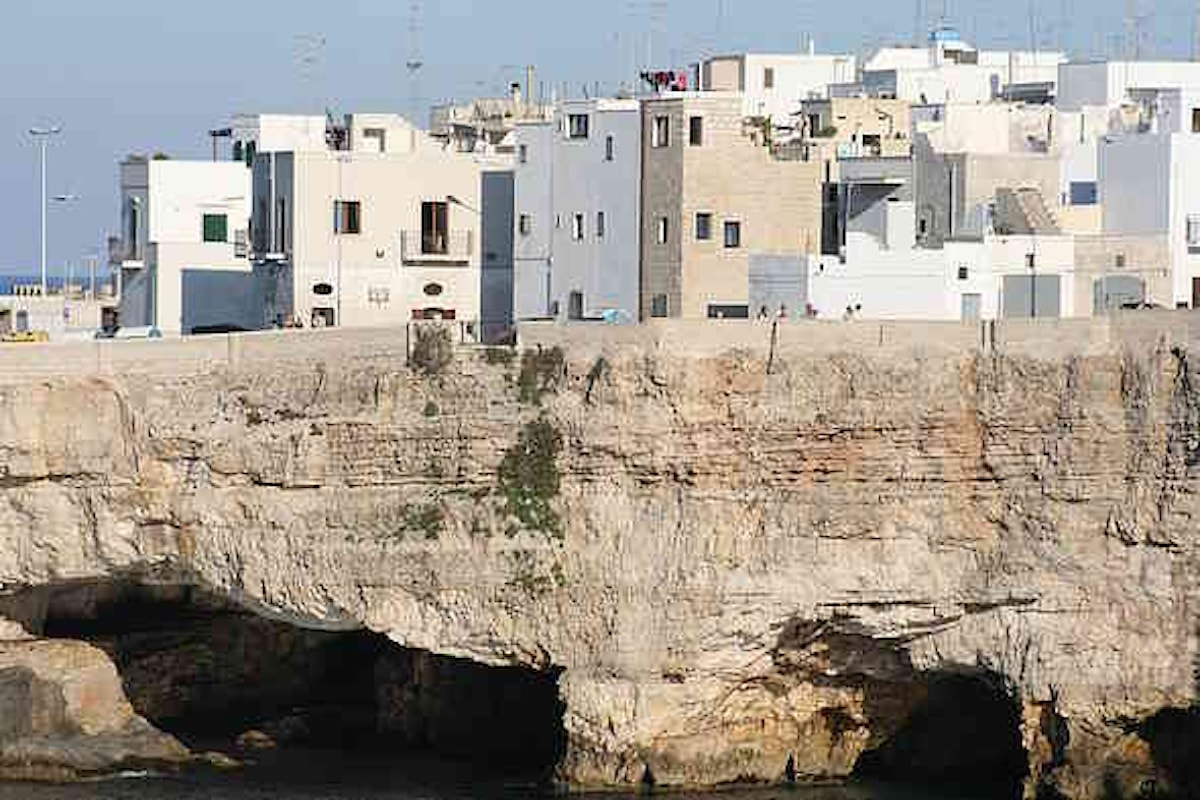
[
  {"xmin": 421, "ymin": 201, "xmax": 449, "ymax": 254},
  {"xmin": 961, "ymin": 293, "xmax": 982, "ymax": 321},
  {"xmin": 568, "ymin": 291, "xmax": 584, "ymax": 321}
]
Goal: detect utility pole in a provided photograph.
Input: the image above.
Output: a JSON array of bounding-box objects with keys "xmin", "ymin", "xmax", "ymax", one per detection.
[{"xmin": 29, "ymin": 126, "xmax": 62, "ymax": 298}]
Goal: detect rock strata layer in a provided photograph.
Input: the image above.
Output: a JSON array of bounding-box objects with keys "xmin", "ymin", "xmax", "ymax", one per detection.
[{"xmin": 0, "ymin": 320, "xmax": 1198, "ymax": 796}]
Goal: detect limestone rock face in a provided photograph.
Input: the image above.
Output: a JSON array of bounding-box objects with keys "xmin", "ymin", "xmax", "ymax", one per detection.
[
  {"xmin": 0, "ymin": 321, "xmax": 1199, "ymax": 796},
  {"xmin": 0, "ymin": 639, "xmax": 187, "ymax": 780}
]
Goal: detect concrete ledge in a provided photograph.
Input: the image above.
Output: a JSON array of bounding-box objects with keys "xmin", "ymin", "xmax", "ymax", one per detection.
[{"xmin": 0, "ymin": 312, "xmax": 1198, "ymax": 383}]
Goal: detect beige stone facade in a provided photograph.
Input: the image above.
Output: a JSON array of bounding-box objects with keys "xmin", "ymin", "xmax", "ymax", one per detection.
[
  {"xmin": 640, "ymin": 94, "xmax": 822, "ymax": 319},
  {"xmin": 800, "ymin": 96, "xmax": 912, "ymax": 170}
]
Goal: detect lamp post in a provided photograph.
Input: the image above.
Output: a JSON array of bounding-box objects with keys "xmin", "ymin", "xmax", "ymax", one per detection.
[
  {"xmin": 51, "ymin": 194, "xmax": 80, "ymax": 298},
  {"xmin": 30, "ymin": 126, "xmax": 63, "ymax": 297}
]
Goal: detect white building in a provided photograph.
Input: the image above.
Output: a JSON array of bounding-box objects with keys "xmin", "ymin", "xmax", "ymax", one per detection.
[
  {"xmin": 252, "ymin": 114, "xmax": 486, "ymax": 330},
  {"xmin": 1056, "ymin": 61, "xmax": 1200, "ymax": 211},
  {"xmin": 849, "ymin": 29, "xmax": 1064, "ymax": 106},
  {"xmin": 512, "ymin": 98, "xmax": 642, "ymax": 323},
  {"xmin": 115, "ymin": 157, "xmax": 254, "ymax": 336},
  {"xmin": 809, "ymin": 199, "xmax": 1078, "ymax": 321},
  {"xmin": 1099, "ymin": 130, "xmax": 1200, "ymax": 308},
  {"xmin": 231, "ymin": 114, "xmax": 329, "ymax": 161},
  {"xmin": 702, "ymin": 47, "xmax": 858, "ymax": 135}
]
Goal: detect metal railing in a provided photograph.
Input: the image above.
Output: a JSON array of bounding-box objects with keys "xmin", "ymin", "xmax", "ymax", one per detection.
[{"xmin": 399, "ymin": 230, "xmax": 473, "ymax": 266}]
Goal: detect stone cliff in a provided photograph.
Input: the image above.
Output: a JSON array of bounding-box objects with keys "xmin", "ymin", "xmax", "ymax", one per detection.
[{"xmin": 0, "ymin": 318, "xmax": 1198, "ymax": 797}]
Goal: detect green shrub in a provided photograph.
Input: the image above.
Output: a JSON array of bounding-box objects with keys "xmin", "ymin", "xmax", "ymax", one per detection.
[
  {"xmin": 518, "ymin": 347, "xmax": 566, "ymax": 405},
  {"xmin": 410, "ymin": 325, "xmax": 454, "ymax": 375},
  {"xmin": 498, "ymin": 418, "xmax": 563, "ymax": 538}
]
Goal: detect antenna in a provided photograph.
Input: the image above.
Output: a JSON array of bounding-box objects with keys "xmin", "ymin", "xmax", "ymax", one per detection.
[{"xmin": 406, "ymin": 0, "xmax": 425, "ymax": 126}]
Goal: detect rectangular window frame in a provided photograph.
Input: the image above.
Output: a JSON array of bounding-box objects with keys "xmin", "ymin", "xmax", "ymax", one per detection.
[
  {"xmin": 605, "ymin": 135, "xmax": 615, "ymax": 161},
  {"xmin": 651, "ymin": 294, "xmax": 669, "ymax": 318},
  {"xmin": 573, "ymin": 213, "xmax": 586, "ymax": 241},
  {"xmin": 596, "ymin": 211, "xmax": 606, "ymax": 239},
  {"xmin": 689, "ymin": 116, "xmax": 703, "ymax": 146},
  {"xmin": 695, "ymin": 212, "xmax": 713, "ymax": 241},
  {"xmin": 652, "ymin": 116, "xmax": 670, "ymax": 148},
  {"xmin": 202, "ymin": 213, "xmax": 228, "ymax": 243},
  {"xmin": 1188, "ymin": 215, "xmax": 1200, "ymax": 249},
  {"xmin": 518, "ymin": 214, "xmax": 532, "ymax": 236},
  {"xmin": 568, "ymin": 114, "xmax": 590, "ymax": 140},
  {"xmin": 723, "ymin": 220, "xmax": 742, "ymax": 249},
  {"xmin": 764, "ymin": 67, "xmax": 775, "ymax": 89},
  {"xmin": 421, "ymin": 200, "xmax": 449, "ymax": 254},
  {"xmin": 657, "ymin": 217, "xmax": 669, "ymax": 245},
  {"xmin": 333, "ymin": 201, "xmax": 362, "ymax": 235}
]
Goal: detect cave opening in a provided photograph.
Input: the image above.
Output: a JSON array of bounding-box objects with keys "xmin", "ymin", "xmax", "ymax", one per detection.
[
  {"xmin": 0, "ymin": 581, "xmax": 566, "ymax": 782},
  {"xmin": 855, "ymin": 672, "xmax": 1029, "ymax": 800}
]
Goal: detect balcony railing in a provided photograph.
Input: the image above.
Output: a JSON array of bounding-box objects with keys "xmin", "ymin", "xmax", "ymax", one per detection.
[{"xmin": 400, "ymin": 230, "xmax": 473, "ymax": 266}]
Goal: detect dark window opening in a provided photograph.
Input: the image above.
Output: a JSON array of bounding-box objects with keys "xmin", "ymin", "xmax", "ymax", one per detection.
[
  {"xmin": 724, "ymin": 221, "xmax": 742, "ymax": 249},
  {"xmin": 651, "ymin": 294, "xmax": 668, "ymax": 318},
  {"xmin": 689, "ymin": 116, "xmax": 704, "ymax": 146},
  {"xmin": 334, "ymin": 201, "xmax": 361, "ymax": 235},
  {"xmin": 203, "ymin": 214, "xmax": 228, "ymax": 243},
  {"xmin": 707, "ymin": 304, "xmax": 750, "ymax": 319},
  {"xmin": 696, "ymin": 213, "xmax": 712, "ymax": 241},
  {"xmin": 422, "ymin": 201, "xmax": 450, "ymax": 254}
]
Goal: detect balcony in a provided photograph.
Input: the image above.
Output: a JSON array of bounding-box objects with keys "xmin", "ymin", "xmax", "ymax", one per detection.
[{"xmin": 400, "ymin": 230, "xmax": 474, "ymax": 267}]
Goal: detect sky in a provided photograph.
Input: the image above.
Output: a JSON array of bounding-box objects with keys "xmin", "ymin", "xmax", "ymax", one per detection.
[{"xmin": 0, "ymin": 0, "xmax": 1194, "ymax": 275}]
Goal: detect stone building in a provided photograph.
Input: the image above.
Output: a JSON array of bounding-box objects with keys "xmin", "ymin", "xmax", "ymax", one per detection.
[{"xmin": 640, "ymin": 93, "xmax": 822, "ymax": 320}]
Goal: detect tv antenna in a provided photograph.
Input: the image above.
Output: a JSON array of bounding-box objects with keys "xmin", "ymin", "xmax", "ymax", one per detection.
[{"xmin": 406, "ymin": 0, "xmax": 425, "ymax": 126}]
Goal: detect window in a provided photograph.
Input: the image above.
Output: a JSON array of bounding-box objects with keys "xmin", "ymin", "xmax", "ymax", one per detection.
[
  {"xmin": 596, "ymin": 211, "xmax": 606, "ymax": 238},
  {"xmin": 605, "ymin": 135, "xmax": 614, "ymax": 161},
  {"xmin": 695, "ymin": 212, "xmax": 713, "ymax": 241},
  {"xmin": 707, "ymin": 304, "xmax": 750, "ymax": 319},
  {"xmin": 1115, "ymin": 253, "xmax": 1126, "ymax": 268},
  {"xmin": 1193, "ymin": 108, "xmax": 1200, "ymax": 134},
  {"xmin": 334, "ymin": 201, "xmax": 361, "ymax": 235},
  {"xmin": 555, "ymin": 214, "xmax": 562, "ymax": 229},
  {"xmin": 573, "ymin": 213, "xmax": 585, "ymax": 241},
  {"xmin": 1025, "ymin": 253, "xmax": 1036, "ymax": 269},
  {"xmin": 653, "ymin": 115, "xmax": 670, "ymax": 148},
  {"xmin": 202, "ymin": 214, "xmax": 228, "ymax": 243},
  {"xmin": 957, "ymin": 266, "xmax": 969, "ymax": 281},
  {"xmin": 763, "ymin": 67, "xmax": 775, "ymax": 89},
  {"xmin": 519, "ymin": 144, "xmax": 528, "ymax": 164},
  {"xmin": 689, "ymin": 116, "xmax": 703, "ymax": 146},
  {"xmin": 651, "ymin": 294, "xmax": 669, "ymax": 318},
  {"xmin": 568, "ymin": 291, "xmax": 584, "ymax": 320},
  {"xmin": 1189, "ymin": 216, "xmax": 1200, "ymax": 249},
  {"xmin": 724, "ymin": 220, "xmax": 742, "ymax": 249},
  {"xmin": 363, "ymin": 127, "xmax": 387, "ymax": 153},
  {"xmin": 568, "ymin": 114, "xmax": 590, "ymax": 139},
  {"xmin": 657, "ymin": 217, "xmax": 669, "ymax": 244},
  {"xmin": 519, "ymin": 214, "xmax": 532, "ymax": 236},
  {"xmin": 421, "ymin": 200, "xmax": 449, "ymax": 254}
]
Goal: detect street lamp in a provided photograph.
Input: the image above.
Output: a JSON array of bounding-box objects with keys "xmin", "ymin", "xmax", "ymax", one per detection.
[
  {"xmin": 30, "ymin": 125, "xmax": 63, "ymax": 297},
  {"xmin": 51, "ymin": 194, "xmax": 80, "ymax": 297}
]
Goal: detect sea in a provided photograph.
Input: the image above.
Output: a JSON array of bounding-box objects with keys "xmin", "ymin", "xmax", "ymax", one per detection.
[{"xmin": 0, "ymin": 752, "xmax": 1015, "ymax": 800}]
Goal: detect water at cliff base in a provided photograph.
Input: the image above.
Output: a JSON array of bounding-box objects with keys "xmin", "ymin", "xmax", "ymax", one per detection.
[{"xmin": 0, "ymin": 751, "xmax": 1019, "ymax": 800}]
